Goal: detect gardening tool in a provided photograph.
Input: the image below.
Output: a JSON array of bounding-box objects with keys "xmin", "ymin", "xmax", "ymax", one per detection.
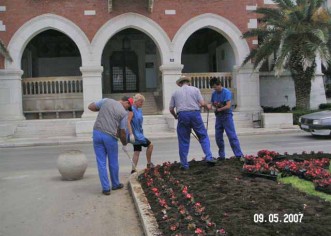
[
  {"xmin": 206, "ymin": 109, "xmax": 209, "ymax": 130},
  {"xmin": 123, "ymin": 148, "xmax": 137, "ymax": 172}
]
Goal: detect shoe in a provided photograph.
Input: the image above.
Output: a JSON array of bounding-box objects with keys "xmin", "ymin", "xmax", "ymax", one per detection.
[
  {"xmin": 147, "ymin": 162, "xmax": 155, "ymax": 169},
  {"xmin": 102, "ymin": 190, "xmax": 111, "ymax": 195},
  {"xmin": 112, "ymin": 183, "xmax": 124, "ymax": 190},
  {"xmin": 206, "ymin": 159, "xmax": 216, "ymax": 166},
  {"xmin": 131, "ymin": 169, "xmax": 137, "ymax": 174},
  {"xmin": 179, "ymin": 166, "xmax": 189, "ymax": 171},
  {"xmin": 217, "ymin": 157, "xmax": 226, "ymax": 161},
  {"xmin": 236, "ymin": 156, "xmax": 245, "ymax": 162}
]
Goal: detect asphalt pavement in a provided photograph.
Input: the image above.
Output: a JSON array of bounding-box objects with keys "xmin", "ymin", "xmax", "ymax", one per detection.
[{"xmin": 1, "ymin": 126, "xmax": 315, "ymax": 236}]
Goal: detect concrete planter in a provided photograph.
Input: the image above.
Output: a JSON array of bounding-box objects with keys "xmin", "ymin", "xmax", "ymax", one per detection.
[
  {"xmin": 262, "ymin": 113, "xmax": 293, "ymax": 129},
  {"xmin": 57, "ymin": 150, "xmax": 88, "ymax": 180}
]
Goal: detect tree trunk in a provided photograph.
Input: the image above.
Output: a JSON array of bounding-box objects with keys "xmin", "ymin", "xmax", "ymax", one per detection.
[{"xmin": 289, "ymin": 55, "xmax": 315, "ymax": 110}]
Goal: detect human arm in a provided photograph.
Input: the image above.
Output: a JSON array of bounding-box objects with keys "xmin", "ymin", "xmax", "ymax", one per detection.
[
  {"xmin": 169, "ymin": 95, "xmax": 178, "ymax": 119},
  {"xmin": 169, "ymin": 107, "xmax": 178, "ymax": 119},
  {"xmin": 88, "ymin": 98, "xmax": 107, "ymax": 112},
  {"xmin": 215, "ymin": 100, "xmax": 231, "ymax": 112},
  {"xmin": 88, "ymin": 102, "xmax": 99, "ymax": 112},
  {"xmin": 127, "ymin": 111, "xmax": 135, "ymax": 143}
]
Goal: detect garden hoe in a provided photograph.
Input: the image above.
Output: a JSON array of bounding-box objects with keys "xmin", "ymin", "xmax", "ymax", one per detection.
[{"xmin": 123, "ymin": 149, "xmax": 137, "ymax": 172}]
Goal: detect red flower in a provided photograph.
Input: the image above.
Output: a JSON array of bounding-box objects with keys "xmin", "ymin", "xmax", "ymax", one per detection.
[{"xmin": 195, "ymin": 228, "xmax": 203, "ymax": 234}]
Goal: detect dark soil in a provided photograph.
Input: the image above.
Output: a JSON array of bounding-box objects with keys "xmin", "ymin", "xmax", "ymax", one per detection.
[{"xmin": 139, "ymin": 154, "xmax": 331, "ymax": 236}]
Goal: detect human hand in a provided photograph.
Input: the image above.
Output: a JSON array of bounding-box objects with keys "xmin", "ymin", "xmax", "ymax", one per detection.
[{"xmin": 129, "ymin": 134, "xmax": 135, "ymax": 144}]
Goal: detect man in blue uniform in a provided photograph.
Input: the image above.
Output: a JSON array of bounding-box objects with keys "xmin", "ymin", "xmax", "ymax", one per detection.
[
  {"xmin": 88, "ymin": 96, "xmax": 133, "ymax": 195},
  {"xmin": 169, "ymin": 75, "xmax": 216, "ymax": 170},
  {"xmin": 207, "ymin": 77, "xmax": 244, "ymax": 161}
]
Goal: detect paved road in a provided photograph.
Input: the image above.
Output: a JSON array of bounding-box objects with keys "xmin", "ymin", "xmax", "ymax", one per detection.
[{"xmin": 0, "ymin": 132, "xmax": 331, "ymax": 236}]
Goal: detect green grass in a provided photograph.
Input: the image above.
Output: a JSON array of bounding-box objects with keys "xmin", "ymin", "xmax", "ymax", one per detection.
[{"xmin": 278, "ymin": 165, "xmax": 331, "ymax": 202}]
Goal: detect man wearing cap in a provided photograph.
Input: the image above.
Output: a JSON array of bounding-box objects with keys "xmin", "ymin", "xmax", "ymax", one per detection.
[
  {"xmin": 207, "ymin": 77, "xmax": 244, "ymax": 161},
  {"xmin": 169, "ymin": 75, "xmax": 216, "ymax": 170},
  {"xmin": 88, "ymin": 96, "xmax": 133, "ymax": 195}
]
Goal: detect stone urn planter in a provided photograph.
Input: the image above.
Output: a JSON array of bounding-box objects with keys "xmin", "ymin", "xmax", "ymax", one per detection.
[{"xmin": 57, "ymin": 150, "xmax": 88, "ymax": 180}]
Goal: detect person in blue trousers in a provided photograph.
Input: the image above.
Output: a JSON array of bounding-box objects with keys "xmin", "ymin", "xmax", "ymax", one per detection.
[
  {"xmin": 127, "ymin": 93, "xmax": 155, "ymax": 174},
  {"xmin": 169, "ymin": 75, "xmax": 216, "ymax": 170},
  {"xmin": 88, "ymin": 96, "xmax": 133, "ymax": 195},
  {"xmin": 207, "ymin": 77, "xmax": 244, "ymax": 161}
]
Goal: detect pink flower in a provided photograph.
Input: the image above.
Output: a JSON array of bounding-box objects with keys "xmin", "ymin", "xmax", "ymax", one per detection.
[
  {"xmin": 186, "ymin": 193, "xmax": 192, "ymax": 199},
  {"xmin": 195, "ymin": 228, "xmax": 203, "ymax": 234},
  {"xmin": 217, "ymin": 228, "xmax": 226, "ymax": 235}
]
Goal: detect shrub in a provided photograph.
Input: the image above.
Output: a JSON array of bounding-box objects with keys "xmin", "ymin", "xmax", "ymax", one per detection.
[
  {"xmin": 319, "ymin": 103, "xmax": 331, "ymax": 110},
  {"xmin": 262, "ymin": 105, "xmax": 291, "ymax": 113}
]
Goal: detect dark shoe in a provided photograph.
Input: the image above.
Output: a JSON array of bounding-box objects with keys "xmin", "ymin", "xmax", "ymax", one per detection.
[
  {"xmin": 206, "ymin": 159, "xmax": 216, "ymax": 166},
  {"xmin": 217, "ymin": 157, "xmax": 226, "ymax": 161},
  {"xmin": 112, "ymin": 183, "xmax": 124, "ymax": 190},
  {"xmin": 147, "ymin": 162, "xmax": 155, "ymax": 169},
  {"xmin": 179, "ymin": 166, "xmax": 189, "ymax": 171},
  {"xmin": 131, "ymin": 169, "xmax": 137, "ymax": 174},
  {"xmin": 236, "ymin": 156, "xmax": 245, "ymax": 162},
  {"xmin": 102, "ymin": 190, "xmax": 111, "ymax": 195}
]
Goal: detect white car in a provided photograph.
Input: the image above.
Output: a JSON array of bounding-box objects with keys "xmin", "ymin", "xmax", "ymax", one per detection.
[{"xmin": 299, "ymin": 110, "xmax": 331, "ymax": 136}]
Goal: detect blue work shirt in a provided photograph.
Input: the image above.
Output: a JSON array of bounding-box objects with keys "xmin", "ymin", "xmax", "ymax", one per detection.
[
  {"xmin": 211, "ymin": 88, "xmax": 232, "ymax": 115},
  {"xmin": 131, "ymin": 105, "xmax": 146, "ymax": 144}
]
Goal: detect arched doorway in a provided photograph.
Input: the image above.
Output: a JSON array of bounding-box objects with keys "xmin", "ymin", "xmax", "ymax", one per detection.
[
  {"xmin": 101, "ymin": 28, "xmax": 162, "ymax": 114},
  {"xmin": 21, "ymin": 29, "xmax": 83, "ymax": 119},
  {"xmin": 182, "ymin": 28, "xmax": 236, "ymax": 105}
]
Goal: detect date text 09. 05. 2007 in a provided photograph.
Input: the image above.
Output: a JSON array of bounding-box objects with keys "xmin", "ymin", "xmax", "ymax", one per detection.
[{"xmin": 253, "ymin": 213, "xmax": 303, "ymax": 223}]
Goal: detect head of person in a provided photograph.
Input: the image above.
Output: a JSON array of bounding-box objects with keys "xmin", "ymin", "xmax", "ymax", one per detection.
[
  {"xmin": 209, "ymin": 77, "xmax": 223, "ymax": 91},
  {"xmin": 120, "ymin": 96, "xmax": 134, "ymax": 110},
  {"xmin": 133, "ymin": 93, "xmax": 145, "ymax": 108},
  {"xmin": 176, "ymin": 75, "xmax": 191, "ymax": 87}
]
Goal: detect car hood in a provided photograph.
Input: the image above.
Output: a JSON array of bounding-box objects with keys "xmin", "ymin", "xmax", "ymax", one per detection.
[{"xmin": 301, "ymin": 110, "xmax": 331, "ymax": 119}]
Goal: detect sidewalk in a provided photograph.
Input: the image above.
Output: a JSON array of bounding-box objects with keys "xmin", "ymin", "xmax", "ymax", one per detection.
[{"xmin": 0, "ymin": 126, "xmax": 302, "ymax": 148}]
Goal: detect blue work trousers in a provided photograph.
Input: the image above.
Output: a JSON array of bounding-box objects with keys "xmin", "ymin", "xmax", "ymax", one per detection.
[
  {"xmin": 177, "ymin": 111, "xmax": 213, "ymax": 169},
  {"xmin": 93, "ymin": 129, "xmax": 120, "ymax": 191},
  {"xmin": 215, "ymin": 113, "xmax": 243, "ymax": 158}
]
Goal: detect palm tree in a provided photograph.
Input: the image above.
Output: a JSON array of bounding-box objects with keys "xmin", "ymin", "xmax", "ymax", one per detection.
[
  {"xmin": 242, "ymin": 0, "xmax": 331, "ymax": 110},
  {"xmin": 0, "ymin": 38, "xmax": 12, "ymax": 62}
]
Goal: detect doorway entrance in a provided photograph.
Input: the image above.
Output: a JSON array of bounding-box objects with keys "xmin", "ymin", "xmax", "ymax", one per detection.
[{"xmin": 110, "ymin": 50, "xmax": 138, "ymax": 92}]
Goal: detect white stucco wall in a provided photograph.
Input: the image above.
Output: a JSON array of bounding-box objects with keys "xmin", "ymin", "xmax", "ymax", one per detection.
[
  {"xmin": 182, "ymin": 54, "xmax": 209, "ymax": 72},
  {"xmin": 260, "ymin": 72, "xmax": 327, "ymax": 109},
  {"xmin": 216, "ymin": 42, "xmax": 235, "ymax": 72}
]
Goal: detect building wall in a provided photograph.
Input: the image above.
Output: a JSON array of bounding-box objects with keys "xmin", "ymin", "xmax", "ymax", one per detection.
[{"xmin": 0, "ymin": 0, "xmax": 264, "ymax": 67}]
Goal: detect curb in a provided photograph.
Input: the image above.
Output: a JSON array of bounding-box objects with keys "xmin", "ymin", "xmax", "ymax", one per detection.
[
  {"xmin": 128, "ymin": 171, "xmax": 162, "ymax": 236},
  {"xmin": 0, "ymin": 127, "xmax": 303, "ymax": 148}
]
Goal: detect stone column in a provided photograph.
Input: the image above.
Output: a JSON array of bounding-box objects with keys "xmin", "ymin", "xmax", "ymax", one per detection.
[
  {"xmin": 159, "ymin": 63, "xmax": 183, "ymax": 114},
  {"xmin": 80, "ymin": 66, "xmax": 103, "ymax": 119},
  {"xmin": 233, "ymin": 64, "xmax": 262, "ymax": 113},
  {"xmin": 0, "ymin": 68, "xmax": 25, "ymax": 121}
]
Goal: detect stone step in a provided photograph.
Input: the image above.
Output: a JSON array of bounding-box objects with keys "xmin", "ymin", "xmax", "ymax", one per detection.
[
  {"xmin": 13, "ymin": 119, "xmax": 77, "ymax": 138},
  {"xmin": 12, "ymin": 115, "xmax": 171, "ymax": 139}
]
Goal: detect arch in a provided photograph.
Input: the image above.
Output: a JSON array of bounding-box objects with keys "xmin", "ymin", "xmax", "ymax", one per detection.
[
  {"xmin": 6, "ymin": 14, "xmax": 91, "ymax": 69},
  {"xmin": 172, "ymin": 13, "xmax": 250, "ymax": 65},
  {"xmin": 91, "ymin": 13, "xmax": 171, "ymax": 65}
]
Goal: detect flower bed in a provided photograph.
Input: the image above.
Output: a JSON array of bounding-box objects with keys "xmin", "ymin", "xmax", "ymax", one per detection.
[
  {"xmin": 242, "ymin": 150, "xmax": 331, "ymax": 193},
  {"xmin": 139, "ymin": 151, "xmax": 331, "ymax": 236}
]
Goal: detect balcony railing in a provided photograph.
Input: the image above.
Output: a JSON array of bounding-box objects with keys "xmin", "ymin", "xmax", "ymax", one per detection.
[
  {"xmin": 22, "ymin": 76, "xmax": 83, "ymax": 119},
  {"xmin": 22, "ymin": 76, "xmax": 83, "ymax": 95},
  {"xmin": 182, "ymin": 72, "xmax": 236, "ymax": 109},
  {"xmin": 182, "ymin": 72, "xmax": 233, "ymax": 90}
]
